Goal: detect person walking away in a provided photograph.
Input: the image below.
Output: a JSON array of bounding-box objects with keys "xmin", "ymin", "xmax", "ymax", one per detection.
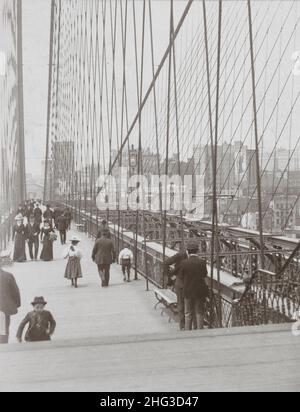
[
  {"xmin": 33, "ymin": 203, "xmax": 43, "ymax": 226},
  {"xmin": 40, "ymin": 220, "xmax": 56, "ymax": 262},
  {"xmin": 163, "ymin": 246, "xmax": 190, "ymax": 331},
  {"xmin": 63, "ymin": 208, "xmax": 72, "ymax": 230},
  {"xmin": 181, "ymin": 243, "xmax": 208, "ymax": 331},
  {"xmin": 12, "ymin": 215, "xmax": 27, "ymax": 262},
  {"xmin": 16, "ymin": 297, "xmax": 56, "ymax": 343},
  {"xmin": 118, "ymin": 247, "xmax": 134, "ymax": 282},
  {"xmin": 43, "ymin": 205, "xmax": 54, "ymax": 225},
  {"xmin": 92, "ymin": 230, "xmax": 116, "ymax": 287},
  {"xmin": 57, "ymin": 213, "xmax": 68, "ymax": 245},
  {"xmin": 27, "ymin": 215, "xmax": 41, "ymax": 260},
  {"xmin": 63, "ymin": 236, "xmax": 83, "ymax": 288},
  {"xmin": 0, "ymin": 255, "xmax": 21, "ymax": 344}
]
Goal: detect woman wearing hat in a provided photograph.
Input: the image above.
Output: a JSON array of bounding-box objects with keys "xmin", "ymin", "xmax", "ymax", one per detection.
[
  {"xmin": 12, "ymin": 214, "xmax": 27, "ymax": 262},
  {"xmin": 63, "ymin": 236, "xmax": 83, "ymax": 288},
  {"xmin": 16, "ymin": 297, "xmax": 56, "ymax": 343},
  {"xmin": 40, "ymin": 220, "xmax": 55, "ymax": 261}
]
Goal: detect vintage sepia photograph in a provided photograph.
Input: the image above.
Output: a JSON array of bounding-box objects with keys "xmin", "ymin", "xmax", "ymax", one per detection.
[{"xmin": 0, "ymin": 0, "xmax": 300, "ymax": 395}]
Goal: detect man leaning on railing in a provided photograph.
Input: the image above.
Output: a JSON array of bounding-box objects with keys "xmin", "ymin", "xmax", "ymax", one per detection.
[{"xmin": 0, "ymin": 252, "xmax": 21, "ymax": 344}]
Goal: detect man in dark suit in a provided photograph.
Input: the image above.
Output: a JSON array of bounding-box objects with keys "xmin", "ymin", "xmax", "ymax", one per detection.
[
  {"xmin": 57, "ymin": 214, "xmax": 68, "ymax": 245},
  {"xmin": 27, "ymin": 215, "xmax": 41, "ymax": 260},
  {"xmin": 181, "ymin": 242, "xmax": 208, "ymax": 330},
  {"xmin": 34, "ymin": 204, "xmax": 43, "ymax": 225},
  {"xmin": 0, "ymin": 257, "xmax": 21, "ymax": 344},
  {"xmin": 43, "ymin": 205, "xmax": 54, "ymax": 223},
  {"xmin": 164, "ymin": 249, "xmax": 188, "ymax": 331},
  {"xmin": 92, "ymin": 230, "xmax": 116, "ymax": 287}
]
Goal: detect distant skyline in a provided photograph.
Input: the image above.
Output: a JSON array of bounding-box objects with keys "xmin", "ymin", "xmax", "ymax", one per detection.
[
  {"xmin": 22, "ymin": 0, "xmax": 300, "ymax": 177},
  {"xmin": 23, "ymin": 0, "xmax": 51, "ymax": 177}
]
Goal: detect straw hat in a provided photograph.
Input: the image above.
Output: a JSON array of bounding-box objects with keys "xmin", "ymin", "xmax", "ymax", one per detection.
[
  {"xmin": 0, "ymin": 251, "xmax": 12, "ymax": 266},
  {"xmin": 70, "ymin": 236, "xmax": 81, "ymax": 243}
]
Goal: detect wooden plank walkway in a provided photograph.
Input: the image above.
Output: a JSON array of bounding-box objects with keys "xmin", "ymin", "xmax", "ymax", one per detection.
[
  {"xmin": 0, "ymin": 324, "xmax": 299, "ymax": 392},
  {"xmin": 1, "ymin": 228, "xmax": 299, "ymax": 392}
]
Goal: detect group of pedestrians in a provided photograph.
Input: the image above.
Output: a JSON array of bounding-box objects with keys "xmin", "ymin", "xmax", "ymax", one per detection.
[
  {"xmin": 164, "ymin": 240, "xmax": 209, "ymax": 331},
  {"xmin": 0, "ymin": 200, "xmax": 76, "ymax": 345},
  {"xmin": 91, "ymin": 221, "xmax": 134, "ymax": 286},
  {"xmin": 12, "ymin": 201, "xmax": 73, "ymax": 263},
  {"xmin": 0, "ymin": 217, "xmax": 134, "ymax": 344}
]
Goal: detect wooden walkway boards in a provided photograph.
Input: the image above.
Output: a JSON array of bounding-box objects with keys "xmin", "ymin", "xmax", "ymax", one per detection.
[{"xmin": 1, "ymin": 229, "xmax": 300, "ymax": 392}]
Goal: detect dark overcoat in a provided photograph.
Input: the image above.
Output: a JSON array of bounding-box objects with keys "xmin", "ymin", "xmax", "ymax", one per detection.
[{"xmin": 92, "ymin": 238, "xmax": 116, "ymax": 265}]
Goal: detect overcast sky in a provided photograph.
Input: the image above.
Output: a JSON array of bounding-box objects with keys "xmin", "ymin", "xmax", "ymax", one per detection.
[{"xmin": 22, "ymin": 0, "xmax": 300, "ymax": 177}]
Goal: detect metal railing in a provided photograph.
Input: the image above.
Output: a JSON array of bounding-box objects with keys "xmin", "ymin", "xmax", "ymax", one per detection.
[{"xmin": 0, "ymin": 212, "xmax": 15, "ymax": 253}]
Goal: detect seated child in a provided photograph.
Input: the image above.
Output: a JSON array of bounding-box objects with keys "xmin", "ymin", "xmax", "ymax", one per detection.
[{"xmin": 17, "ymin": 297, "xmax": 56, "ymax": 343}]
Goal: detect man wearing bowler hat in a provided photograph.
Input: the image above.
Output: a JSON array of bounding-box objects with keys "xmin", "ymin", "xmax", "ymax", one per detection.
[
  {"xmin": 92, "ymin": 229, "xmax": 116, "ymax": 287},
  {"xmin": 164, "ymin": 239, "xmax": 202, "ymax": 331},
  {"xmin": 0, "ymin": 254, "xmax": 21, "ymax": 344}
]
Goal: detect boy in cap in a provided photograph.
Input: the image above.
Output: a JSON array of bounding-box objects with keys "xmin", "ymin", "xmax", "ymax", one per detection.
[
  {"xmin": 0, "ymin": 254, "xmax": 21, "ymax": 344},
  {"xmin": 63, "ymin": 236, "xmax": 83, "ymax": 288},
  {"xmin": 27, "ymin": 215, "xmax": 41, "ymax": 260},
  {"xmin": 17, "ymin": 297, "xmax": 56, "ymax": 343},
  {"xmin": 181, "ymin": 241, "xmax": 209, "ymax": 330},
  {"xmin": 118, "ymin": 247, "xmax": 134, "ymax": 282}
]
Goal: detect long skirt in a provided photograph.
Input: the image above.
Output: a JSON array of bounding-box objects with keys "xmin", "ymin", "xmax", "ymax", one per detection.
[
  {"xmin": 13, "ymin": 234, "xmax": 27, "ymax": 262},
  {"xmin": 25, "ymin": 327, "xmax": 51, "ymax": 342},
  {"xmin": 64, "ymin": 257, "xmax": 82, "ymax": 280},
  {"xmin": 40, "ymin": 239, "xmax": 53, "ymax": 261}
]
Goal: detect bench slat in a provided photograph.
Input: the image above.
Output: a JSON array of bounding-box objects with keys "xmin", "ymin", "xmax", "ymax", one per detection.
[{"xmin": 154, "ymin": 289, "xmax": 177, "ymax": 305}]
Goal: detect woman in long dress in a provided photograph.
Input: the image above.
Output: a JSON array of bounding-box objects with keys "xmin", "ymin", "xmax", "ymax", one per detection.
[
  {"xmin": 63, "ymin": 236, "xmax": 83, "ymax": 288},
  {"xmin": 13, "ymin": 215, "xmax": 27, "ymax": 262},
  {"xmin": 40, "ymin": 221, "xmax": 55, "ymax": 262}
]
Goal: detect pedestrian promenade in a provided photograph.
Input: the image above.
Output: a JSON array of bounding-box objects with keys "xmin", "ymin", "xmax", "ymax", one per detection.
[
  {"xmin": 1, "ymin": 228, "xmax": 300, "ymax": 392},
  {"xmin": 8, "ymin": 228, "xmax": 178, "ymax": 343}
]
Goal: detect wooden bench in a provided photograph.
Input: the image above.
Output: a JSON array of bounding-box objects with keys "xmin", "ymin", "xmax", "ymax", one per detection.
[{"xmin": 154, "ymin": 289, "xmax": 178, "ymax": 322}]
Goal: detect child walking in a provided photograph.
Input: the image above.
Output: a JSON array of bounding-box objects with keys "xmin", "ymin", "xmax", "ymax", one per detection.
[
  {"xmin": 118, "ymin": 247, "xmax": 134, "ymax": 282},
  {"xmin": 17, "ymin": 297, "xmax": 56, "ymax": 343},
  {"xmin": 63, "ymin": 236, "xmax": 83, "ymax": 288}
]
